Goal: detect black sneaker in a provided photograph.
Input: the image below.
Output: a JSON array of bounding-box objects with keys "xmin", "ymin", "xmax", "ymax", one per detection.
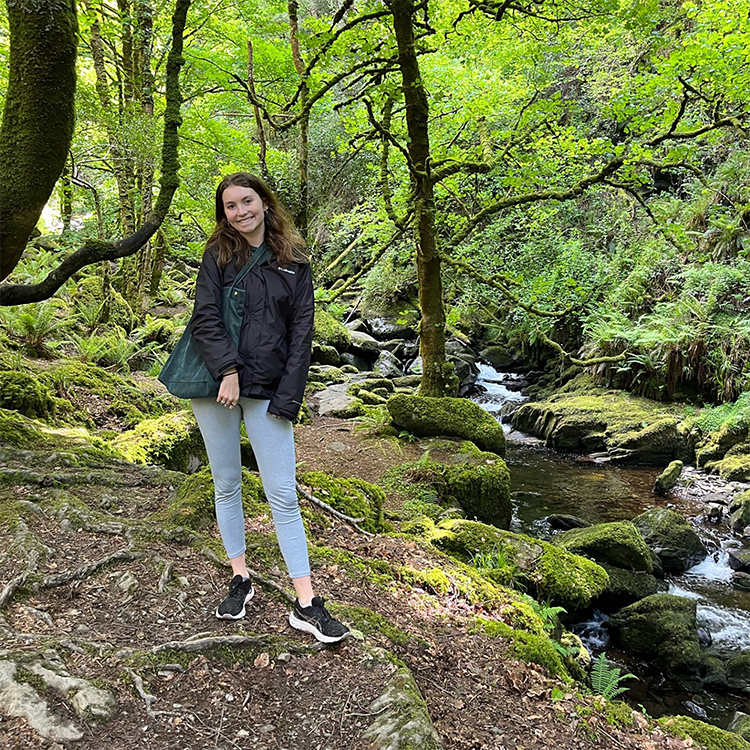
[
  {"xmin": 215, "ymin": 575, "xmax": 255, "ymax": 620},
  {"xmin": 288, "ymin": 596, "xmax": 350, "ymax": 643}
]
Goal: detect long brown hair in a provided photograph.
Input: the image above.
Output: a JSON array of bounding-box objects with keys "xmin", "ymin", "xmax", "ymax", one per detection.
[{"xmin": 206, "ymin": 172, "xmax": 307, "ymax": 268}]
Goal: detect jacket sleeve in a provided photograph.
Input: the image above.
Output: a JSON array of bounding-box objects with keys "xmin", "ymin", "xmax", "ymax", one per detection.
[
  {"xmin": 268, "ymin": 262, "xmax": 314, "ymax": 420},
  {"xmin": 188, "ymin": 249, "xmax": 242, "ymax": 380}
]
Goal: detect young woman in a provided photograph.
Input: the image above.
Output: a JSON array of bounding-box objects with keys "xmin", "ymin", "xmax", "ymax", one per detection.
[{"xmin": 188, "ymin": 172, "xmax": 349, "ymax": 644}]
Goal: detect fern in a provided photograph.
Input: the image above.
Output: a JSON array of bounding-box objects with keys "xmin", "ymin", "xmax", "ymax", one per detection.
[{"xmin": 590, "ymin": 653, "xmax": 635, "ymax": 699}]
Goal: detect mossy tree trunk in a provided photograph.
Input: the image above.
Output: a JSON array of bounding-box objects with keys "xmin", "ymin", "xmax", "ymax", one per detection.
[
  {"xmin": 89, "ymin": 0, "xmax": 157, "ymax": 317},
  {"xmin": 0, "ymin": 0, "xmax": 78, "ymax": 281},
  {"xmin": 390, "ymin": 0, "xmax": 457, "ymax": 397},
  {"xmin": 288, "ymin": 0, "xmax": 309, "ymax": 240}
]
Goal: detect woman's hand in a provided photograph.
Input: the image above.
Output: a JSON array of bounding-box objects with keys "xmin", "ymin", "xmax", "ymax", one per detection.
[{"xmin": 217, "ymin": 372, "xmax": 240, "ymax": 409}]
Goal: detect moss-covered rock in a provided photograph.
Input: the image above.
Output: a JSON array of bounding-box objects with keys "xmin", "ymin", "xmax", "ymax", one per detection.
[
  {"xmin": 114, "ymin": 411, "xmax": 206, "ymax": 473},
  {"xmin": 715, "ymin": 453, "xmax": 750, "ymax": 482},
  {"xmin": 511, "ymin": 380, "xmax": 690, "ymax": 464},
  {"xmin": 363, "ymin": 665, "xmax": 442, "ymax": 750},
  {"xmin": 725, "ymin": 653, "xmax": 750, "ymax": 692},
  {"xmin": 311, "ymin": 342, "xmax": 340, "ymax": 366},
  {"xmin": 152, "ymin": 466, "xmax": 266, "ymax": 531},
  {"xmin": 307, "ymin": 365, "xmax": 349, "ymax": 386},
  {"xmin": 605, "ymin": 594, "xmax": 704, "ymax": 684},
  {"xmin": 0, "ymin": 370, "xmax": 58, "ymax": 420},
  {"xmin": 387, "ymin": 445, "xmax": 510, "ymax": 528},
  {"xmin": 728, "ymin": 713, "xmax": 750, "ymax": 742},
  {"xmin": 654, "ymin": 460, "xmax": 683, "ymax": 496},
  {"xmin": 313, "ymin": 307, "xmax": 352, "ymax": 352},
  {"xmin": 0, "ymin": 408, "xmax": 54, "ymax": 449},
  {"xmin": 39, "ymin": 361, "xmax": 171, "ymax": 429},
  {"xmin": 632, "ymin": 508, "xmax": 706, "ymax": 573},
  {"xmin": 387, "ymin": 394, "xmax": 505, "ymax": 457},
  {"xmin": 593, "ymin": 563, "xmax": 667, "ymax": 611},
  {"xmin": 357, "ymin": 389, "xmax": 388, "ymax": 406},
  {"xmin": 413, "ymin": 518, "xmax": 608, "ymax": 611},
  {"xmin": 730, "ymin": 491, "xmax": 750, "ymax": 535},
  {"xmin": 473, "ymin": 617, "xmax": 570, "ymax": 679},
  {"xmin": 554, "ymin": 521, "xmax": 653, "ymax": 572},
  {"xmin": 659, "ymin": 715, "xmax": 750, "ymax": 750},
  {"xmin": 299, "ymin": 471, "xmax": 385, "ymax": 533}
]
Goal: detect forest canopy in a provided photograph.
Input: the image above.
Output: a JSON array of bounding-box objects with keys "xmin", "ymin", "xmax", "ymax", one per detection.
[{"xmin": 0, "ymin": 0, "xmax": 748, "ymax": 401}]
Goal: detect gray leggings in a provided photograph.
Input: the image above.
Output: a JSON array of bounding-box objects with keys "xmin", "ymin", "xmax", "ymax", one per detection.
[{"xmin": 191, "ymin": 397, "xmax": 310, "ymax": 579}]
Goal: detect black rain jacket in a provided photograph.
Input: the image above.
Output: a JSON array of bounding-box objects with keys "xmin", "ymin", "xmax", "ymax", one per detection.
[{"xmin": 189, "ymin": 246, "xmax": 314, "ymax": 421}]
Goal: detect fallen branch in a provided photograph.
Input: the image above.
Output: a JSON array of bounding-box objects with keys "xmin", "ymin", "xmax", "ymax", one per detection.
[
  {"xmin": 536, "ymin": 330, "xmax": 627, "ymax": 367},
  {"xmin": 42, "ymin": 549, "xmax": 143, "ymax": 589},
  {"xmin": 296, "ymin": 481, "xmax": 375, "ymax": 538}
]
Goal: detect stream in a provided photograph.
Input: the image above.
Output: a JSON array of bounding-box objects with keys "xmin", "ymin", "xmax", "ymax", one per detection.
[{"xmin": 471, "ymin": 363, "xmax": 750, "ymax": 727}]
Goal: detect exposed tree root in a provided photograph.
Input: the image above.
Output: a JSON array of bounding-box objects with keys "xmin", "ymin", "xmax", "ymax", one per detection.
[
  {"xmin": 0, "ymin": 549, "xmax": 39, "ymax": 610},
  {"xmin": 157, "ymin": 561, "xmax": 174, "ymax": 593},
  {"xmin": 246, "ymin": 567, "xmax": 295, "ymax": 605},
  {"xmin": 41, "ymin": 549, "xmax": 143, "ymax": 589},
  {"xmin": 151, "ymin": 634, "xmax": 272, "ymax": 655}
]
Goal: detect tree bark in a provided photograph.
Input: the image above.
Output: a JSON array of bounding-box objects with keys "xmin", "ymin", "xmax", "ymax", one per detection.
[
  {"xmin": 390, "ymin": 0, "xmax": 457, "ymax": 397},
  {"xmin": 247, "ymin": 40, "xmax": 270, "ymax": 183},
  {"xmin": 0, "ymin": 0, "xmax": 78, "ymax": 281},
  {"xmin": 288, "ymin": 0, "xmax": 309, "ymax": 239}
]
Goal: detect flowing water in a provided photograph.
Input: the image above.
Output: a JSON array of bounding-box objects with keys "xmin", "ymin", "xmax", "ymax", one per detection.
[{"xmin": 471, "ymin": 363, "xmax": 750, "ymax": 727}]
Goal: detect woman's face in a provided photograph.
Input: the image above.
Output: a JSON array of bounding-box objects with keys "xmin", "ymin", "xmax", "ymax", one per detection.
[{"xmin": 222, "ymin": 185, "xmax": 267, "ymax": 245}]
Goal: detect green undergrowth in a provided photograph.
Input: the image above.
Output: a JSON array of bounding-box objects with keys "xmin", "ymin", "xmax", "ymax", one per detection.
[
  {"xmin": 473, "ymin": 617, "xmax": 570, "ymax": 680},
  {"xmin": 38, "ymin": 360, "xmax": 175, "ymax": 429},
  {"xmin": 309, "ymin": 544, "xmax": 394, "ymax": 587},
  {"xmin": 299, "ymin": 471, "xmax": 385, "ymax": 533},
  {"xmin": 150, "ymin": 466, "xmax": 267, "ymax": 531},
  {"xmin": 331, "ymin": 603, "xmax": 417, "ymax": 647}
]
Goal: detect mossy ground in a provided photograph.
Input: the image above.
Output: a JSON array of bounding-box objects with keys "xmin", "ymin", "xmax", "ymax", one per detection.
[{"xmin": 658, "ymin": 716, "xmax": 750, "ymax": 750}]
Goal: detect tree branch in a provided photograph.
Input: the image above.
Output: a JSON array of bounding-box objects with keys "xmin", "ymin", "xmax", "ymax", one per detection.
[
  {"xmin": 440, "ymin": 254, "xmax": 569, "ymax": 318},
  {"xmin": 325, "ymin": 226, "xmax": 408, "ymax": 303},
  {"xmin": 536, "ymin": 330, "xmax": 627, "ymax": 367}
]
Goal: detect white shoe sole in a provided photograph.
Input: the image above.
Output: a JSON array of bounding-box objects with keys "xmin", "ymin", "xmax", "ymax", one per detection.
[
  {"xmin": 288, "ymin": 611, "xmax": 349, "ymax": 643},
  {"xmin": 215, "ymin": 586, "xmax": 255, "ymax": 620}
]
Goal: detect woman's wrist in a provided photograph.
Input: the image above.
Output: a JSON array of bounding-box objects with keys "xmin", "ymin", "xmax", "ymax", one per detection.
[{"xmin": 221, "ymin": 369, "xmax": 238, "ymax": 378}]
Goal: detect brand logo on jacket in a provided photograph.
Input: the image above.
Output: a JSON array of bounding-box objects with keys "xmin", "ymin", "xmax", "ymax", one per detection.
[{"xmin": 278, "ymin": 267, "xmax": 296, "ymax": 275}]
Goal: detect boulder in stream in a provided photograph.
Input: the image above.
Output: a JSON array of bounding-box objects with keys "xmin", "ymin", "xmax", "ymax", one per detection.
[
  {"xmin": 605, "ymin": 593, "xmax": 704, "ymax": 687},
  {"xmin": 631, "ymin": 507, "xmax": 707, "ymax": 573},
  {"xmin": 387, "ymin": 394, "xmax": 505, "ymax": 457},
  {"xmin": 553, "ymin": 520, "xmax": 653, "ymax": 572},
  {"xmin": 654, "ymin": 460, "xmax": 683, "ymax": 496},
  {"xmin": 592, "ymin": 563, "xmax": 667, "ymax": 610}
]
